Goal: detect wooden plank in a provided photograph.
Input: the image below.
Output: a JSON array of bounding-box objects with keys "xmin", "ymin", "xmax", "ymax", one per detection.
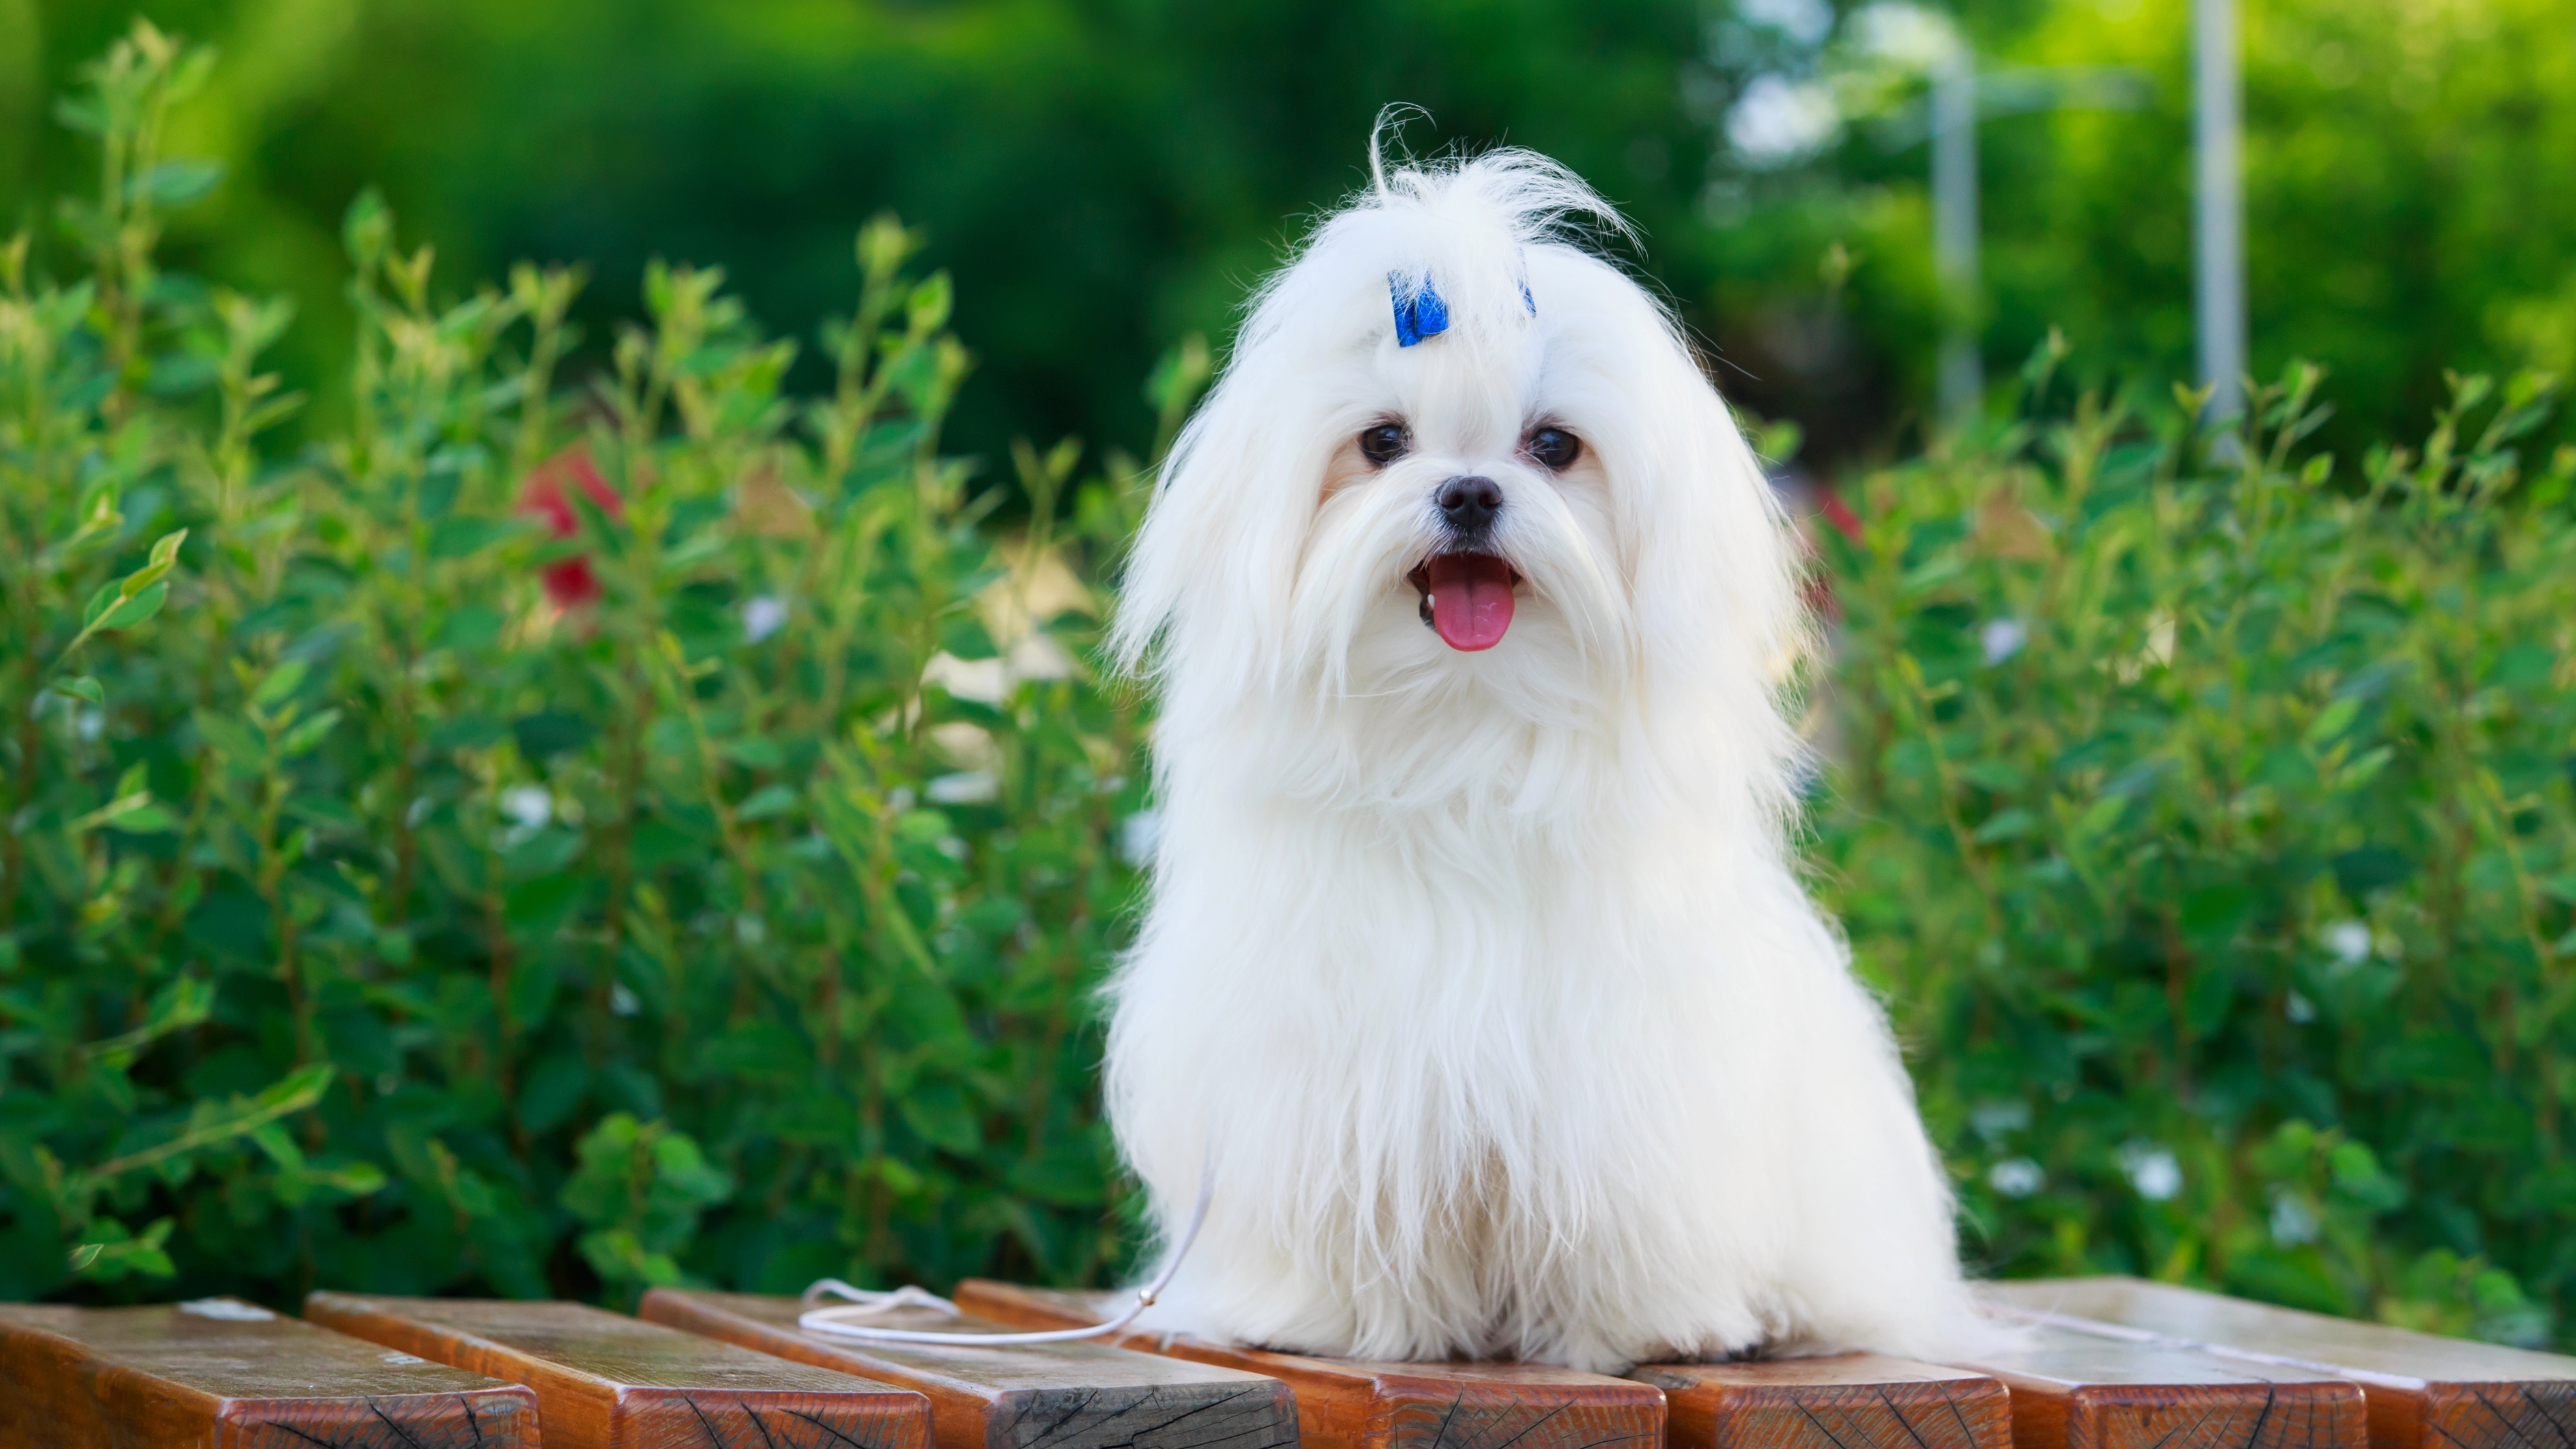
[
  {"xmin": 950, "ymin": 1279, "xmax": 1666, "ymax": 1449},
  {"xmin": 640, "ymin": 1287, "xmax": 1298, "ymax": 1449},
  {"xmin": 1931, "ymin": 1320, "xmax": 2368, "ymax": 1449},
  {"xmin": 1630, "ymin": 1354, "xmax": 2011, "ymax": 1449},
  {"xmin": 303, "ymin": 1291, "xmax": 935, "ymax": 1449},
  {"xmin": 1981, "ymin": 1278, "xmax": 2576, "ymax": 1449},
  {"xmin": 0, "ymin": 1297, "xmax": 538, "ymax": 1449}
]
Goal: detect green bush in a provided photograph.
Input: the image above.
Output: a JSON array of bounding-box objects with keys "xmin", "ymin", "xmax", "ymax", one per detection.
[
  {"xmin": 1821, "ymin": 349, "xmax": 2576, "ymax": 1347},
  {"xmin": 0, "ymin": 23, "xmax": 1200, "ymax": 1306}
]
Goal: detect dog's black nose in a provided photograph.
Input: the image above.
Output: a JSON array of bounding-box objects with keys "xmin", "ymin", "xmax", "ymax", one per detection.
[{"xmin": 1437, "ymin": 475, "xmax": 1503, "ymax": 535}]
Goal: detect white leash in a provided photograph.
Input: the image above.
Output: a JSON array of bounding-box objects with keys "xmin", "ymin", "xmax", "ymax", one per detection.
[{"xmin": 797, "ymin": 1154, "xmax": 1214, "ymax": 1347}]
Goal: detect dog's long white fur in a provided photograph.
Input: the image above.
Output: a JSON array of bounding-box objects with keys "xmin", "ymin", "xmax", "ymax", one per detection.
[{"xmin": 1103, "ymin": 144, "xmax": 1974, "ymax": 1372}]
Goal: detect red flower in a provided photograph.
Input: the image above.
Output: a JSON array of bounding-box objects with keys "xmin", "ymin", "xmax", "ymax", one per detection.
[
  {"xmin": 1803, "ymin": 482, "xmax": 1862, "ymax": 624},
  {"xmin": 520, "ymin": 447, "xmax": 623, "ymax": 609},
  {"xmin": 1816, "ymin": 483, "xmax": 1862, "ymax": 541}
]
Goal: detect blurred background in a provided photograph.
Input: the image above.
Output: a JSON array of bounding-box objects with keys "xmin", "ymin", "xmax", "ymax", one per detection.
[{"xmin": 9, "ymin": 0, "xmax": 2576, "ymax": 472}]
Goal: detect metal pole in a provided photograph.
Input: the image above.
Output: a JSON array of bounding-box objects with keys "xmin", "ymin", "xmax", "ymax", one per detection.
[
  {"xmin": 1932, "ymin": 42, "xmax": 1981, "ymax": 425},
  {"xmin": 2194, "ymin": 0, "xmax": 2245, "ymax": 419}
]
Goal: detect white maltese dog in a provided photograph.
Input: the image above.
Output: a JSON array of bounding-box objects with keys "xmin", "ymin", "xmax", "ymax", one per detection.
[{"xmin": 1100, "ymin": 141, "xmax": 1972, "ymax": 1373}]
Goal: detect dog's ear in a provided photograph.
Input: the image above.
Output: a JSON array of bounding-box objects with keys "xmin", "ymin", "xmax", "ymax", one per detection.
[
  {"xmin": 1608, "ymin": 316, "xmax": 1814, "ymax": 809},
  {"xmin": 1110, "ymin": 355, "xmax": 1323, "ymax": 694},
  {"xmin": 1640, "ymin": 357, "xmax": 1806, "ymax": 681}
]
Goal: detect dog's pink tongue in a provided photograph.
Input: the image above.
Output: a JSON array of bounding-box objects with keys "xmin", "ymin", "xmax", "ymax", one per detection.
[{"xmin": 1427, "ymin": 553, "xmax": 1515, "ymax": 651}]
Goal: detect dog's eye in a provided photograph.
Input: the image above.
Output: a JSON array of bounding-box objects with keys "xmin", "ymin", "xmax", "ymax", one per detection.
[
  {"xmin": 1358, "ymin": 423, "xmax": 1410, "ymax": 466},
  {"xmin": 1526, "ymin": 427, "xmax": 1582, "ymax": 472}
]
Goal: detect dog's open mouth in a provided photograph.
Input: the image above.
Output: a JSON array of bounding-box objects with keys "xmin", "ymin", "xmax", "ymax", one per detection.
[{"xmin": 1407, "ymin": 552, "xmax": 1521, "ymax": 652}]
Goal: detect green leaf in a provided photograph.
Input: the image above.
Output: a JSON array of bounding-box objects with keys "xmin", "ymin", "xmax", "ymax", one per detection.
[
  {"xmin": 69, "ymin": 1218, "xmax": 177, "ymax": 1282},
  {"xmin": 503, "ymin": 956, "xmax": 560, "ymax": 1032},
  {"xmin": 2334, "ymin": 746, "xmax": 2394, "ymax": 791},
  {"xmin": 2303, "ymin": 695, "xmax": 2362, "ymax": 747},
  {"xmin": 250, "ymin": 1121, "xmax": 309, "ymax": 1175},
  {"xmin": 145, "ymin": 352, "xmax": 219, "ymax": 396},
  {"xmin": 1959, "ymin": 758, "xmax": 2026, "ymax": 792},
  {"xmin": 938, "ymin": 614, "xmax": 999, "ymax": 662},
  {"xmin": 435, "ymin": 607, "xmax": 507, "ymax": 652},
  {"xmin": 73, "ymin": 1064, "xmax": 334, "ymax": 1194},
  {"xmin": 105, "ymin": 805, "xmax": 177, "ymax": 833},
  {"xmin": 647, "ymin": 1133, "xmax": 732, "ymax": 1206},
  {"xmin": 2332, "ymin": 845, "xmax": 2413, "ymax": 898},
  {"xmin": 2488, "ymin": 644, "xmax": 2556, "ymax": 691},
  {"xmin": 77, "ymin": 531, "xmax": 192, "ymax": 644},
  {"xmin": 2181, "ymin": 882, "xmax": 2257, "ymax": 941},
  {"xmin": 250, "ymin": 658, "xmax": 310, "ymax": 709},
  {"xmin": 317, "ymin": 1159, "xmax": 389, "ymax": 1197},
  {"xmin": 721, "ymin": 736, "xmax": 786, "ymax": 771},
  {"xmin": 53, "ymin": 94, "xmax": 108, "ymax": 135},
  {"xmin": 50, "ymin": 675, "xmax": 105, "ymax": 706},
  {"xmin": 898, "ymin": 1080, "xmax": 982, "ymax": 1155},
  {"xmin": 87, "ymin": 977, "xmax": 213, "ymax": 1064},
  {"xmin": 1972, "ymin": 808, "xmax": 2038, "ymax": 844},
  {"xmin": 343, "ymin": 187, "xmax": 392, "ymax": 265},
  {"xmin": 1010, "ymin": 1142, "xmax": 1110, "ymax": 1207},
  {"xmin": 907, "ymin": 272, "xmax": 953, "ymax": 333},
  {"xmin": 503, "ymin": 874, "xmax": 585, "ymax": 939},
  {"xmin": 168, "ymin": 47, "xmax": 219, "ymax": 102},
  {"xmin": 428, "ymin": 516, "xmax": 518, "ymax": 559},
  {"xmin": 91, "ymin": 580, "xmax": 168, "ymax": 632},
  {"xmin": 519, "ymin": 1056, "xmax": 590, "ymax": 1135},
  {"xmin": 512, "ymin": 711, "xmax": 595, "ymax": 760},
  {"xmin": 735, "ymin": 783, "xmax": 799, "ymax": 821},
  {"xmin": 503, "ymin": 827, "xmax": 584, "ymax": 879},
  {"xmin": 896, "ymin": 809, "xmax": 954, "ymax": 845},
  {"xmin": 2328, "ymin": 1141, "xmax": 2407, "ymax": 1212},
  {"xmin": 277, "ymin": 707, "xmax": 342, "ymax": 757},
  {"xmin": 70, "ymin": 765, "xmax": 162, "ymax": 832},
  {"xmin": 193, "ymin": 709, "xmax": 268, "ymax": 776},
  {"xmin": 428, "ymin": 713, "xmax": 507, "ymax": 752},
  {"xmin": 2070, "ymin": 794, "xmax": 2127, "ymax": 839},
  {"xmin": 129, "ymin": 159, "xmax": 224, "ymax": 207}
]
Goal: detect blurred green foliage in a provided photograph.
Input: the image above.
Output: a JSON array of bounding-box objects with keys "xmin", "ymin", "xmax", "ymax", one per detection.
[
  {"xmin": 6, "ymin": 19, "xmax": 2575, "ymax": 1354},
  {"xmin": 1, "ymin": 23, "xmax": 1202, "ymax": 1307},
  {"xmin": 1819, "ymin": 350, "xmax": 2576, "ymax": 1347},
  {"xmin": 8, "ymin": 0, "xmax": 2576, "ymax": 470},
  {"xmin": 5, "ymin": 0, "xmax": 1711, "ymax": 466}
]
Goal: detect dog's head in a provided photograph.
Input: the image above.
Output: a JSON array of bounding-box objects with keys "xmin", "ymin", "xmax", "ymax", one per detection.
[{"xmin": 1117, "ymin": 143, "xmax": 1806, "ymax": 807}]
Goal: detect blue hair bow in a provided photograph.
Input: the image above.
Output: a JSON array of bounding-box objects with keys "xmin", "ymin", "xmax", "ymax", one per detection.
[
  {"xmin": 1389, "ymin": 272, "xmax": 1538, "ymax": 347},
  {"xmin": 1391, "ymin": 272, "xmax": 1449, "ymax": 346}
]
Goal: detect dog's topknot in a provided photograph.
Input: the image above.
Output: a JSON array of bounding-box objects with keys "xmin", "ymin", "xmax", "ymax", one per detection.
[
  {"xmin": 1361, "ymin": 105, "xmax": 1639, "ymax": 254},
  {"xmin": 1218, "ymin": 112, "xmax": 1657, "ymax": 381}
]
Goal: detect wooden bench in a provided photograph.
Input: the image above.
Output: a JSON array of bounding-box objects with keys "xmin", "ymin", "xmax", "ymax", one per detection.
[
  {"xmin": 639, "ymin": 1287, "xmax": 1299, "ymax": 1449},
  {"xmin": 948, "ymin": 1281, "xmax": 2015, "ymax": 1449},
  {"xmin": 0, "ymin": 1297, "xmax": 538, "ymax": 1449},
  {"xmin": 303, "ymin": 1291, "xmax": 934, "ymax": 1449},
  {"xmin": 1632, "ymin": 1354, "xmax": 2012, "ymax": 1449},
  {"xmin": 1981, "ymin": 1278, "xmax": 2576, "ymax": 1449},
  {"xmin": 9, "ymin": 1274, "xmax": 2562, "ymax": 1449},
  {"xmin": 1932, "ymin": 1319, "xmax": 2368, "ymax": 1449},
  {"xmin": 951, "ymin": 1280, "xmax": 1667, "ymax": 1449}
]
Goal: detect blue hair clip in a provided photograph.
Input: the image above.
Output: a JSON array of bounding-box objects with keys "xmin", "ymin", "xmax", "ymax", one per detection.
[
  {"xmin": 1391, "ymin": 272, "xmax": 1449, "ymax": 346},
  {"xmin": 1521, "ymin": 281, "xmax": 1537, "ymax": 316}
]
